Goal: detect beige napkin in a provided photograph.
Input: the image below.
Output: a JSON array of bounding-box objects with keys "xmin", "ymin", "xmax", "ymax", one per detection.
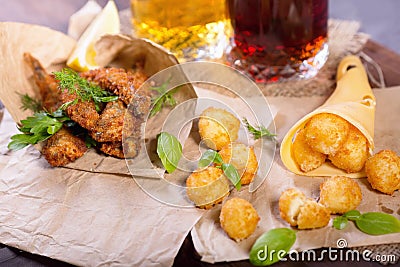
[{"xmin": 191, "ymin": 88, "xmax": 400, "ymax": 263}]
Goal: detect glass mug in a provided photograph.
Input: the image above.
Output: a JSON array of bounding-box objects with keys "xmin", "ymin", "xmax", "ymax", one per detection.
[
  {"xmin": 130, "ymin": 0, "xmax": 231, "ymax": 62},
  {"xmin": 227, "ymin": 0, "xmax": 329, "ymax": 83}
]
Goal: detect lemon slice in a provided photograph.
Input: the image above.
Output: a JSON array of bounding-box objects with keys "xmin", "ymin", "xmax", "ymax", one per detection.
[{"xmin": 67, "ymin": 0, "xmax": 120, "ymax": 72}]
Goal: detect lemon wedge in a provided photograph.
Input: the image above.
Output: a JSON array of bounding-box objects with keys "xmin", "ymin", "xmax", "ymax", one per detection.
[{"xmin": 67, "ymin": 0, "xmax": 120, "ymax": 72}]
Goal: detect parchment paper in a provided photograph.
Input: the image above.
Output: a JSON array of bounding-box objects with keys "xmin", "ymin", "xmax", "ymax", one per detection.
[{"xmin": 191, "ymin": 87, "xmax": 400, "ymax": 263}]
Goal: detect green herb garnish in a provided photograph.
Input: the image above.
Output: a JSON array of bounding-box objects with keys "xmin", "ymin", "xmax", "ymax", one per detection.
[
  {"xmin": 249, "ymin": 228, "xmax": 296, "ymax": 266},
  {"xmin": 53, "ymin": 68, "xmax": 118, "ymax": 112},
  {"xmin": 333, "ymin": 210, "xmax": 400, "ymax": 235},
  {"xmin": 18, "ymin": 93, "xmax": 42, "ymax": 112},
  {"xmin": 149, "ymin": 78, "xmax": 178, "ymax": 117},
  {"xmin": 8, "ymin": 110, "xmax": 70, "ymax": 150},
  {"xmin": 243, "ymin": 118, "xmax": 276, "ymax": 140},
  {"xmin": 156, "ymin": 132, "xmax": 182, "ymax": 173},
  {"xmin": 198, "ymin": 149, "xmax": 241, "ymax": 190}
]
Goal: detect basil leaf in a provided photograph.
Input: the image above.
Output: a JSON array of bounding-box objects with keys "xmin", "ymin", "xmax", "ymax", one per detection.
[
  {"xmin": 343, "ymin": 210, "xmax": 361, "ymax": 221},
  {"xmin": 249, "ymin": 228, "xmax": 296, "ymax": 266},
  {"xmin": 333, "ymin": 216, "xmax": 348, "ymax": 230},
  {"xmin": 198, "ymin": 149, "xmax": 223, "ymax": 168},
  {"xmin": 156, "ymin": 132, "xmax": 182, "ymax": 173},
  {"xmin": 355, "ymin": 212, "xmax": 400, "ymax": 235},
  {"xmin": 221, "ymin": 163, "xmax": 241, "ymax": 191}
]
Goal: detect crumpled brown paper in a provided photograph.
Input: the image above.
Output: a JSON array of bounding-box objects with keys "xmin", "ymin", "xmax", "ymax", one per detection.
[
  {"xmin": 0, "ymin": 20, "xmax": 202, "ymax": 266},
  {"xmin": 191, "ymin": 88, "xmax": 400, "ymax": 263}
]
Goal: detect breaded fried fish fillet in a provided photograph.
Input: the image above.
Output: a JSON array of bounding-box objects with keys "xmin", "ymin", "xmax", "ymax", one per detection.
[
  {"xmin": 42, "ymin": 127, "xmax": 88, "ymax": 167},
  {"xmin": 23, "ymin": 53, "xmax": 61, "ymax": 112}
]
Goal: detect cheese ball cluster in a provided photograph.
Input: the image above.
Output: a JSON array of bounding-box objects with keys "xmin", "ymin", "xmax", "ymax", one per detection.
[{"xmin": 293, "ymin": 113, "xmax": 369, "ymax": 173}]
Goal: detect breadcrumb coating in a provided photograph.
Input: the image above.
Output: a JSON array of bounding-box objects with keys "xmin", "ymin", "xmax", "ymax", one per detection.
[
  {"xmin": 319, "ymin": 176, "xmax": 362, "ymax": 214},
  {"xmin": 198, "ymin": 107, "xmax": 240, "ymax": 150},
  {"xmin": 186, "ymin": 166, "xmax": 230, "ymax": 209},
  {"xmin": 292, "ymin": 129, "xmax": 326, "ymax": 172},
  {"xmin": 218, "ymin": 142, "xmax": 258, "ymax": 185},
  {"xmin": 304, "ymin": 113, "xmax": 350, "ymax": 156},
  {"xmin": 365, "ymin": 150, "xmax": 400, "ymax": 195},
  {"xmin": 220, "ymin": 198, "xmax": 260, "ymax": 241}
]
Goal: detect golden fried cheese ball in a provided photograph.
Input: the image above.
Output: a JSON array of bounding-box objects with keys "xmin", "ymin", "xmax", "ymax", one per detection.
[
  {"xmin": 319, "ymin": 176, "xmax": 362, "ymax": 214},
  {"xmin": 279, "ymin": 188, "xmax": 330, "ymax": 229},
  {"xmin": 365, "ymin": 150, "xmax": 400, "ymax": 195},
  {"xmin": 292, "ymin": 129, "xmax": 327, "ymax": 172},
  {"xmin": 304, "ymin": 113, "xmax": 350, "ymax": 155},
  {"xmin": 198, "ymin": 107, "xmax": 240, "ymax": 150},
  {"xmin": 218, "ymin": 142, "xmax": 258, "ymax": 185},
  {"xmin": 279, "ymin": 188, "xmax": 307, "ymax": 226},
  {"xmin": 220, "ymin": 198, "xmax": 260, "ymax": 241},
  {"xmin": 329, "ymin": 125, "xmax": 369, "ymax": 173},
  {"xmin": 297, "ymin": 200, "xmax": 331, "ymax": 230},
  {"xmin": 186, "ymin": 166, "xmax": 230, "ymax": 209}
]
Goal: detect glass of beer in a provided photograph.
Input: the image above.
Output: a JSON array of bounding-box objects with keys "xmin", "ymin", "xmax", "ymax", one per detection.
[
  {"xmin": 226, "ymin": 0, "xmax": 329, "ymax": 83},
  {"xmin": 131, "ymin": 0, "xmax": 231, "ymax": 62}
]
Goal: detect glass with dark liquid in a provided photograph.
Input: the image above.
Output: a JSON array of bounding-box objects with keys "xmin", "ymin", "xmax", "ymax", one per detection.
[{"xmin": 227, "ymin": 0, "xmax": 329, "ymax": 83}]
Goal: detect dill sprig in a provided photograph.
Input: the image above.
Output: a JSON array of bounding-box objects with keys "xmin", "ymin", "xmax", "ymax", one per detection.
[
  {"xmin": 243, "ymin": 118, "xmax": 276, "ymax": 140},
  {"xmin": 18, "ymin": 93, "xmax": 42, "ymax": 112},
  {"xmin": 53, "ymin": 68, "xmax": 118, "ymax": 111}
]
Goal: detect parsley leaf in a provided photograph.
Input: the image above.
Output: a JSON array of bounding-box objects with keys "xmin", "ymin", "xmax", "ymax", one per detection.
[{"xmin": 8, "ymin": 110, "xmax": 70, "ymax": 151}]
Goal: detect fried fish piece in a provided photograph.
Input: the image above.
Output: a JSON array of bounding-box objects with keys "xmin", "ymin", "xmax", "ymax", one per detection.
[
  {"xmin": 319, "ymin": 176, "xmax": 362, "ymax": 214},
  {"xmin": 42, "ymin": 127, "xmax": 87, "ymax": 167},
  {"xmin": 329, "ymin": 125, "xmax": 368, "ymax": 173},
  {"xmin": 23, "ymin": 53, "xmax": 61, "ymax": 112},
  {"xmin": 99, "ymin": 142, "xmax": 125, "ymax": 159},
  {"xmin": 365, "ymin": 150, "xmax": 400, "ymax": 195},
  {"xmin": 220, "ymin": 198, "xmax": 260, "ymax": 241},
  {"xmin": 59, "ymin": 89, "xmax": 99, "ymax": 131},
  {"xmin": 91, "ymin": 100, "xmax": 125, "ymax": 143},
  {"xmin": 304, "ymin": 113, "xmax": 350, "ymax": 155},
  {"xmin": 81, "ymin": 67, "xmax": 148, "ymax": 105},
  {"xmin": 292, "ymin": 128, "xmax": 326, "ymax": 172}
]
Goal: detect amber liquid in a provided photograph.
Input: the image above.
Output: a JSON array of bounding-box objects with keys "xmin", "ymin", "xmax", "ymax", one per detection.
[
  {"xmin": 227, "ymin": 0, "xmax": 328, "ymax": 82},
  {"xmin": 131, "ymin": 0, "xmax": 231, "ymax": 61}
]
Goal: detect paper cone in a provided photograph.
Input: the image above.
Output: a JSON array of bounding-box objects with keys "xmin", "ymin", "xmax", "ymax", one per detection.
[{"xmin": 281, "ymin": 55, "xmax": 376, "ymax": 178}]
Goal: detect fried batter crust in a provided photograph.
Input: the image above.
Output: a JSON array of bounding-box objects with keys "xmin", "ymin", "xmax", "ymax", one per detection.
[
  {"xmin": 81, "ymin": 67, "xmax": 148, "ymax": 105},
  {"xmin": 99, "ymin": 142, "xmax": 125, "ymax": 159},
  {"xmin": 60, "ymin": 90, "xmax": 99, "ymax": 131},
  {"xmin": 293, "ymin": 129, "xmax": 326, "ymax": 172},
  {"xmin": 91, "ymin": 100, "xmax": 125, "ymax": 142},
  {"xmin": 42, "ymin": 127, "xmax": 87, "ymax": 167}
]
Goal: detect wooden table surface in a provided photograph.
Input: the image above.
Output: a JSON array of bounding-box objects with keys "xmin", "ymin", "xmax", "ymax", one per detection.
[{"xmin": 1, "ymin": 1, "xmax": 399, "ymax": 266}]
